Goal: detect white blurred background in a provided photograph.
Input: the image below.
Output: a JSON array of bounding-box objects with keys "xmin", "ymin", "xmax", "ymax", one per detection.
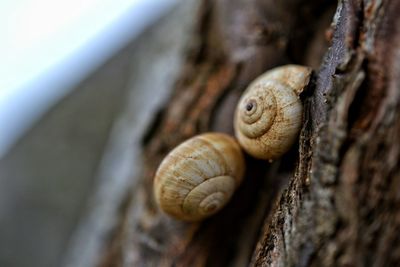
[
  {"xmin": 0, "ymin": 0, "xmax": 177, "ymax": 159},
  {"xmin": 0, "ymin": 1, "xmax": 197, "ymax": 267}
]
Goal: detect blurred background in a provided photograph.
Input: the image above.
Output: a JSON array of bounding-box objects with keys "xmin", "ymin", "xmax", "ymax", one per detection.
[{"xmin": 0, "ymin": 1, "xmax": 197, "ymax": 266}]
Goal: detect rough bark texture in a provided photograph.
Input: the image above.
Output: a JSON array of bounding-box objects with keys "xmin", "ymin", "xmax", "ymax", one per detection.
[{"xmin": 102, "ymin": 0, "xmax": 400, "ymax": 266}]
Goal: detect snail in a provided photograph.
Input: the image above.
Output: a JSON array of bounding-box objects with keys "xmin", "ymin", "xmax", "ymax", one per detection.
[
  {"xmin": 234, "ymin": 65, "xmax": 312, "ymax": 160},
  {"xmin": 153, "ymin": 133, "xmax": 245, "ymax": 221}
]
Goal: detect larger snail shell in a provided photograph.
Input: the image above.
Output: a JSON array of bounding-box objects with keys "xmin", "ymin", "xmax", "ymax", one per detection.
[
  {"xmin": 153, "ymin": 133, "xmax": 245, "ymax": 221},
  {"xmin": 234, "ymin": 65, "xmax": 312, "ymax": 160}
]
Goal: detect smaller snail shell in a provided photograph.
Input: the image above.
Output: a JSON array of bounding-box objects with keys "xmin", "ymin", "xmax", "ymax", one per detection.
[
  {"xmin": 153, "ymin": 133, "xmax": 245, "ymax": 221},
  {"xmin": 234, "ymin": 65, "xmax": 312, "ymax": 160}
]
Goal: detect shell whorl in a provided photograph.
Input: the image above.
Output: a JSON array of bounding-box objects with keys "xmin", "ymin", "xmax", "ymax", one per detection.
[
  {"xmin": 234, "ymin": 65, "xmax": 311, "ymax": 160},
  {"xmin": 153, "ymin": 133, "xmax": 245, "ymax": 221},
  {"xmin": 236, "ymin": 82, "xmax": 278, "ymax": 139}
]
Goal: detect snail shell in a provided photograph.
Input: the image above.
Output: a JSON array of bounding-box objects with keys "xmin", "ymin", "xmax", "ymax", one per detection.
[
  {"xmin": 234, "ymin": 65, "xmax": 312, "ymax": 160},
  {"xmin": 153, "ymin": 133, "xmax": 245, "ymax": 221}
]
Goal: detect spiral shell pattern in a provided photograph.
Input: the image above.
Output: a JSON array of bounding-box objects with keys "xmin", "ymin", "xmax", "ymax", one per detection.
[
  {"xmin": 237, "ymin": 84, "xmax": 277, "ymax": 139},
  {"xmin": 153, "ymin": 133, "xmax": 245, "ymax": 221},
  {"xmin": 234, "ymin": 65, "xmax": 311, "ymax": 160}
]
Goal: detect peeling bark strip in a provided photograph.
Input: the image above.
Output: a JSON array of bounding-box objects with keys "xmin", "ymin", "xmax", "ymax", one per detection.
[
  {"xmin": 252, "ymin": 0, "xmax": 400, "ymax": 266},
  {"xmin": 101, "ymin": 0, "xmax": 400, "ymax": 266}
]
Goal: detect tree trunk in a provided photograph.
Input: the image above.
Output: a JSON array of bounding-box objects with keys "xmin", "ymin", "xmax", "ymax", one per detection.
[{"xmin": 101, "ymin": 0, "xmax": 400, "ymax": 266}]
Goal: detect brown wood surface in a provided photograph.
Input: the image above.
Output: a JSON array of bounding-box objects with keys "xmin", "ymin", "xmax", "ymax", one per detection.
[{"xmin": 102, "ymin": 0, "xmax": 400, "ymax": 266}]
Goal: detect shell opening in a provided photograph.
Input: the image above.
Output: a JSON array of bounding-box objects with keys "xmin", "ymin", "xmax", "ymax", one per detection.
[{"xmin": 245, "ymin": 103, "xmax": 253, "ymax": 111}]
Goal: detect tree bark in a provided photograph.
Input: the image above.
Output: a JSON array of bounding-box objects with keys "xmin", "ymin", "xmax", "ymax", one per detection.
[{"xmin": 101, "ymin": 0, "xmax": 400, "ymax": 266}]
